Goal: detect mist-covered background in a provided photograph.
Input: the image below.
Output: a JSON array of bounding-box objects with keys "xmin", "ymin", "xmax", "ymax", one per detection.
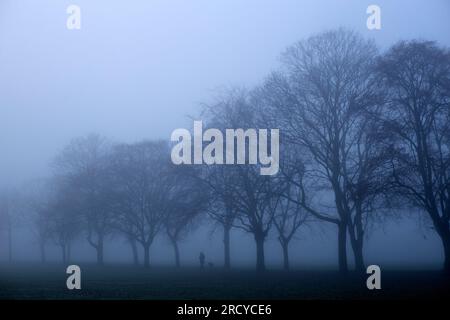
[{"xmin": 1, "ymin": 0, "xmax": 450, "ymax": 269}]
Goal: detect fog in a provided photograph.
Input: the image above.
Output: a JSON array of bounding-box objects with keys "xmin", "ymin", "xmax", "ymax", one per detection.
[{"xmin": 1, "ymin": 0, "xmax": 450, "ymax": 269}]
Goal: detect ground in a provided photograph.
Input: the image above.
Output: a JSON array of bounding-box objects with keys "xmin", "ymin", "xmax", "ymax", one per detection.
[{"xmin": 0, "ymin": 263, "xmax": 449, "ymax": 299}]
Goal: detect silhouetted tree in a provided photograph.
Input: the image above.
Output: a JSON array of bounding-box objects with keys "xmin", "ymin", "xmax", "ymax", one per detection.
[
  {"xmin": 0, "ymin": 189, "xmax": 24, "ymax": 263},
  {"xmin": 376, "ymin": 40, "xmax": 450, "ymax": 273},
  {"xmin": 25, "ymin": 180, "xmax": 54, "ymax": 263},
  {"xmin": 164, "ymin": 167, "xmax": 209, "ymax": 268},
  {"xmin": 202, "ymin": 165, "xmax": 239, "ymax": 269},
  {"xmin": 46, "ymin": 180, "xmax": 81, "ymax": 263},
  {"xmin": 269, "ymin": 157, "xmax": 310, "ymax": 270},
  {"xmin": 202, "ymin": 88, "xmax": 278, "ymax": 271},
  {"xmin": 194, "ymin": 104, "xmax": 240, "ymax": 269},
  {"xmin": 54, "ymin": 134, "xmax": 114, "ymax": 265},
  {"xmin": 0, "ymin": 191, "xmax": 13, "ymax": 263},
  {"xmin": 260, "ymin": 29, "xmax": 384, "ymax": 272},
  {"xmin": 109, "ymin": 140, "xmax": 171, "ymax": 267}
]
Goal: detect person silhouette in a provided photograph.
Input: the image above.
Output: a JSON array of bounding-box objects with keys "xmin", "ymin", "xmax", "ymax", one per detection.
[{"xmin": 199, "ymin": 252, "xmax": 205, "ymax": 269}]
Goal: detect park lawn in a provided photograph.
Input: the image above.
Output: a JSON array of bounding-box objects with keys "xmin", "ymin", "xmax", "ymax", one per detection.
[{"xmin": 0, "ymin": 263, "xmax": 449, "ymax": 300}]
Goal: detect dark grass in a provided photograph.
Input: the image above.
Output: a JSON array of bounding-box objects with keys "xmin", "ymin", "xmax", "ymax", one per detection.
[{"xmin": 0, "ymin": 263, "xmax": 449, "ymax": 300}]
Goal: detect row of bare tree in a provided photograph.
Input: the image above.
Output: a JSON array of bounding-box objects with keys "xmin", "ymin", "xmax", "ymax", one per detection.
[{"xmin": 1, "ymin": 29, "xmax": 450, "ymax": 273}]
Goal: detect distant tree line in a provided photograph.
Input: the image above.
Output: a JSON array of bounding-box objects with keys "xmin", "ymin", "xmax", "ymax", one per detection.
[{"xmin": 1, "ymin": 29, "xmax": 449, "ymax": 274}]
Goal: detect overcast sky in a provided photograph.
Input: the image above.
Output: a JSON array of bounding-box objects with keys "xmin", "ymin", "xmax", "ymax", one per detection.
[
  {"xmin": 1, "ymin": 0, "xmax": 449, "ymax": 267},
  {"xmin": 1, "ymin": 0, "xmax": 449, "ymax": 185}
]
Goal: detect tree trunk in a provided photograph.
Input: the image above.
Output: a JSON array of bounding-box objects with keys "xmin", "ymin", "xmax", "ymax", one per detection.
[
  {"xmin": 441, "ymin": 232, "xmax": 450, "ymax": 274},
  {"xmin": 172, "ymin": 239, "xmax": 180, "ymax": 268},
  {"xmin": 67, "ymin": 243, "xmax": 72, "ymax": 263},
  {"xmin": 352, "ymin": 239, "xmax": 365, "ymax": 273},
  {"xmin": 338, "ymin": 222, "xmax": 348, "ymax": 274},
  {"xmin": 61, "ymin": 245, "xmax": 67, "ymax": 264},
  {"xmin": 428, "ymin": 210, "xmax": 450, "ymax": 274},
  {"xmin": 143, "ymin": 243, "xmax": 150, "ymax": 268},
  {"xmin": 280, "ymin": 240, "xmax": 290, "ymax": 271},
  {"xmin": 223, "ymin": 225, "xmax": 231, "ymax": 269},
  {"xmin": 97, "ymin": 235, "xmax": 104, "ymax": 266},
  {"xmin": 39, "ymin": 240, "xmax": 46, "ymax": 263},
  {"xmin": 348, "ymin": 224, "xmax": 365, "ymax": 273},
  {"xmin": 254, "ymin": 232, "xmax": 266, "ymax": 272},
  {"xmin": 349, "ymin": 205, "xmax": 366, "ymax": 273},
  {"xmin": 7, "ymin": 221, "xmax": 12, "ymax": 263},
  {"xmin": 129, "ymin": 238, "xmax": 139, "ymax": 266}
]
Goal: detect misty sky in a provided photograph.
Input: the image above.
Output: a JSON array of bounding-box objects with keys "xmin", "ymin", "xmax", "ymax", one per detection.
[{"xmin": 1, "ymin": 0, "xmax": 450, "ymax": 268}]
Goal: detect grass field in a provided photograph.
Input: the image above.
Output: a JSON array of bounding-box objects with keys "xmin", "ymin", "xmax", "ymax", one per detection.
[{"xmin": 0, "ymin": 263, "xmax": 449, "ymax": 300}]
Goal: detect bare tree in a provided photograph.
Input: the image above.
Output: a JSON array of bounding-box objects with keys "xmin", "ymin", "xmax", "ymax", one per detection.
[
  {"xmin": 376, "ymin": 40, "xmax": 450, "ymax": 273},
  {"xmin": 0, "ymin": 191, "xmax": 13, "ymax": 263},
  {"xmin": 54, "ymin": 133, "xmax": 113, "ymax": 265},
  {"xmin": 343, "ymin": 116, "xmax": 392, "ymax": 272},
  {"xmin": 164, "ymin": 166, "xmax": 209, "ymax": 268},
  {"xmin": 199, "ymin": 89, "xmax": 250, "ymax": 270},
  {"xmin": 0, "ymin": 189, "xmax": 24, "ymax": 263},
  {"xmin": 109, "ymin": 140, "xmax": 171, "ymax": 268},
  {"xmin": 260, "ymin": 29, "xmax": 383, "ymax": 272},
  {"xmin": 32, "ymin": 205, "xmax": 52, "ymax": 263},
  {"xmin": 25, "ymin": 179, "xmax": 54, "ymax": 263},
  {"xmin": 202, "ymin": 165, "xmax": 239, "ymax": 270},
  {"xmin": 201, "ymin": 88, "xmax": 278, "ymax": 271},
  {"xmin": 270, "ymin": 163, "xmax": 310, "ymax": 271},
  {"xmin": 46, "ymin": 181, "xmax": 81, "ymax": 263}
]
